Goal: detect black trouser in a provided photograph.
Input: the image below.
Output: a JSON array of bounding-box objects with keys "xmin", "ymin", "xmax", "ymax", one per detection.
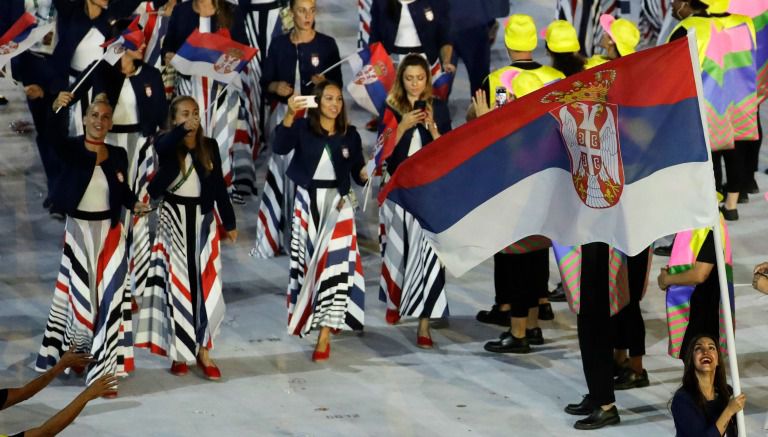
[
  {"xmin": 494, "ymin": 249, "xmax": 549, "ymax": 318},
  {"xmin": 451, "ymin": 21, "xmax": 493, "ymax": 95},
  {"xmin": 713, "ymin": 142, "xmax": 746, "ymax": 195},
  {"xmin": 577, "ymin": 242, "xmax": 615, "ymax": 406},
  {"xmin": 27, "ymin": 94, "xmax": 61, "ymax": 196},
  {"xmin": 613, "ymin": 247, "xmax": 650, "ymax": 357},
  {"xmin": 679, "ymin": 282, "xmax": 722, "ymax": 360},
  {"xmin": 742, "ymin": 113, "xmax": 763, "ymax": 183}
]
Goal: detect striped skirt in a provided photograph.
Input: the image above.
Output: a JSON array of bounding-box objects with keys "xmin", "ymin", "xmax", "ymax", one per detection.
[
  {"xmin": 253, "ymin": 151, "xmax": 294, "ymax": 258},
  {"xmin": 105, "ymin": 131, "xmax": 155, "ymax": 298},
  {"xmin": 378, "ymin": 200, "xmax": 447, "ymax": 324},
  {"xmin": 36, "ymin": 213, "xmax": 133, "ymax": 384},
  {"xmin": 135, "ymin": 195, "xmax": 225, "ymax": 362},
  {"xmin": 287, "ymin": 186, "xmax": 365, "ymax": 336}
]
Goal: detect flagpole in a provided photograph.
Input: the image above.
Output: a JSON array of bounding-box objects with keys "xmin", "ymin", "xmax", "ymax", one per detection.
[
  {"xmin": 303, "ymin": 48, "xmax": 362, "ymax": 86},
  {"xmin": 54, "ymin": 59, "xmax": 101, "ymax": 114},
  {"xmin": 686, "ymin": 29, "xmax": 746, "ymax": 436}
]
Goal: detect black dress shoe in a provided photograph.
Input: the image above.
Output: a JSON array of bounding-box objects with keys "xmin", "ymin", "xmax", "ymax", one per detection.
[
  {"xmin": 484, "ymin": 331, "xmax": 530, "ymax": 354},
  {"xmin": 574, "ymin": 406, "xmax": 620, "ymax": 430},
  {"xmin": 475, "ymin": 305, "xmax": 510, "ymax": 326},
  {"xmin": 738, "ymin": 192, "xmax": 749, "ymax": 204},
  {"xmin": 719, "ymin": 206, "xmax": 739, "ymax": 221},
  {"xmin": 565, "ymin": 395, "xmax": 594, "ymax": 415},
  {"xmin": 538, "ymin": 303, "xmax": 554, "ymax": 321},
  {"xmin": 653, "ymin": 244, "xmax": 672, "ymax": 256},
  {"xmin": 614, "ymin": 368, "xmax": 649, "ymax": 390},
  {"xmin": 548, "ymin": 283, "xmax": 567, "ymax": 302},
  {"xmin": 525, "ymin": 327, "xmax": 543, "ymax": 345}
]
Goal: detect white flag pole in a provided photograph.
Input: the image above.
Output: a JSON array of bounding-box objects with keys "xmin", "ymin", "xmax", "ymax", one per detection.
[
  {"xmin": 54, "ymin": 59, "xmax": 101, "ymax": 114},
  {"xmin": 686, "ymin": 29, "xmax": 746, "ymax": 436},
  {"xmin": 303, "ymin": 48, "xmax": 363, "ymax": 86}
]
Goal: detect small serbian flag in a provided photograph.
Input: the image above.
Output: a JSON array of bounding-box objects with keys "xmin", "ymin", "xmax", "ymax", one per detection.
[
  {"xmin": 430, "ymin": 59, "xmax": 453, "ymax": 101},
  {"xmin": 102, "ymin": 17, "xmax": 145, "ymax": 66},
  {"xmin": 366, "ymin": 105, "xmax": 399, "ymax": 178},
  {"xmin": 380, "ymin": 34, "xmax": 719, "ymax": 276},
  {"xmin": 171, "ymin": 29, "xmax": 258, "ymax": 88},
  {"xmin": 346, "ymin": 42, "xmax": 395, "ymax": 116},
  {"xmin": 0, "ymin": 12, "xmax": 55, "ymax": 68}
]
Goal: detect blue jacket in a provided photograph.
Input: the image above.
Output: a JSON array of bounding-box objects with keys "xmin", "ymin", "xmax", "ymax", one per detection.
[
  {"xmin": 369, "ymin": 0, "xmax": 451, "ymax": 63},
  {"xmin": 448, "ymin": 0, "xmax": 508, "ymax": 32},
  {"xmin": 148, "ymin": 125, "xmax": 237, "ymax": 231},
  {"xmin": 261, "ymin": 32, "xmax": 342, "ymax": 104},
  {"xmin": 383, "ymin": 98, "xmax": 451, "ymax": 175},
  {"xmin": 72, "ymin": 60, "xmax": 168, "ymax": 136},
  {"xmin": 47, "ymin": 106, "xmax": 138, "ymax": 227},
  {"xmin": 273, "ymin": 118, "xmax": 366, "ymax": 196},
  {"xmin": 162, "ymin": 1, "xmax": 248, "ymax": 56}
]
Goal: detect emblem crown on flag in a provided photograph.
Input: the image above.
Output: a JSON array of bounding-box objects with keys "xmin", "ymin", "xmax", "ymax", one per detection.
[
  {"xmin": 543, "ymin": 70, "xmax": 624, "ymax": 209},
  {"xmin": 346, "ymin": 42, "xmax": 395, "ymax": 116}
]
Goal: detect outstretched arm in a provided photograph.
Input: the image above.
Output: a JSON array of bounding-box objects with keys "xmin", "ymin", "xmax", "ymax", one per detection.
[{"xmin": 2, "ymin": 352, "xmax": 93, "ymax": 411}]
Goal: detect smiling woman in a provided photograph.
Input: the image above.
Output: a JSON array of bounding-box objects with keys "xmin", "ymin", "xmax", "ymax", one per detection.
[{"xmin": 671, "ymin": 335, "xmax": 745, "ymax": 437}]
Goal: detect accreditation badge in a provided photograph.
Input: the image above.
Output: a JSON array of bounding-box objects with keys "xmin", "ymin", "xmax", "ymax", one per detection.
[
  {"xmin": 311, "ymin": 54, "xmax": 320, "ymax": 67},
  {"xmin": 424, "ymin": 7, "xmax": 434, "ymax": 22},
  {"xmin": 145, "ymin": 84, "xmax": 152, "ymax": 98}
]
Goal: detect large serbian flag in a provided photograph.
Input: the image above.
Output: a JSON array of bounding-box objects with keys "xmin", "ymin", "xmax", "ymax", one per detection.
[
  {"xmin": 171, "ymin": 29, "xmax": 258, "ymax": 88},
  {"xmin": 379, "ymin": 34, "xmax": 718, "ymax": 276},
  {"xmin": 0, "ymin": 12, "xmax": 55, "ymax": 68},
  {"xmin": 346, "ymin": 42, "xmax": 395, "ymax": 116}
]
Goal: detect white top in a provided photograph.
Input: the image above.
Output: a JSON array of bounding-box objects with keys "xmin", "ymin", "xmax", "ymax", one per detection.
[
  {"xmin": 112, "ymin": 75, "xmax": 139, "ymax": 125},
  {"xmin": 199, "ymin": 16, "xmax": 212, "ymax": 33},
  {"xmin": 174, "ymin": 155, "xmax": 202, "ymax": 197},
  {"xmin": 78, "ymin": 166, "xmax": 110, "ymax": 212},
  {"xmin": 312, "ymin": 147, "xmax": 336, "ymax": 181},
  {"xmin": 71, "ymin": 27, "xmax": 104, "ymax": 72},
  {"xmin": 407, "ymin": 129, "xmax": 423, "ymax": 157},
  {"xmin": 395, "ymin": 0, "xmax": 421, "ymax": 48}
]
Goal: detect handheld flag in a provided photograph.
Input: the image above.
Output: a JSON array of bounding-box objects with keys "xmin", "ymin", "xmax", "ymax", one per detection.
[
  {"xmin": 171, "ymin": 29, "xmax": 258, "ymax": 88},
  {"xmin": 380, "ymin": 34, "xmax": 718, "ymax": 277},
  {"xmin": 101, "ymin": 17, "xmax": 145, "ymax": 66},
  {"xmin": 346, "ymin": 42, "xmax": 395, "ymax": 116},
  {"xmin": 430, "ymin": 59, "xmax": 454, "ymax": 101},
  {"xmin": 0, "ymin": 13, "xmax": 55, "ymax": 69}
]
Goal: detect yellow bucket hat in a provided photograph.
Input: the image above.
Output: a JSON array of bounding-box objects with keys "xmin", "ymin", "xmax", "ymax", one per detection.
[
  {"xmin": 504, "ymin": 14, "xmax": 538, "ymax": 52},
  {"xmin": 599, "ymin": 15, "xmax": 640, "ymax": 56},
  {"xmin": 701, "ymin": 0, "xmax": 729, "ymax": 14},
  {"xmin": 512, "ymin": 70, "xmax": 544, "ymax": 97},
  {"xmin": 543, "ymin": 20, "xmax": 580, "ymax": 53}
]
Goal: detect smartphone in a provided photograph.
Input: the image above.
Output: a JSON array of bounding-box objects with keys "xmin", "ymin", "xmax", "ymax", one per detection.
[
  {"xmin": 295, "ymin": 95, "xmax": 318, "ymax": 108},
  {"xmin": 413, "ymin": 100, "xmax": 427, "ymax": 111},
  {"xmin": 495, "ymin": 86, "xmax": 508, "ymax": 107}
]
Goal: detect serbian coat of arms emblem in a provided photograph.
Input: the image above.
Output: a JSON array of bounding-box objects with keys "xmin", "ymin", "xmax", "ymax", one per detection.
[
  {"xmin": 353, "ymin": 61, "xmax": 388, "ymax": 86},
  {"xmin": 214, "ymin": 48, "xmax": 244, "ymax": 75},
  {"xmin": 542, "ymin": 70, "xmax": 623, "ymax": 209}
]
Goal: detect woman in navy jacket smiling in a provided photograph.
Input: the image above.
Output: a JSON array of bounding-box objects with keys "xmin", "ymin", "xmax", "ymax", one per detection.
[
  {"xmin": 274, "ymin": 80, "xmax": 367, "ymax": 362},
  {"xmin": 136, "ymin": 96, "xmax": 237, "ymax": 381},
  {"xmin": 36, "ymin": 92, "xmax": 148, "ymax": 396}
]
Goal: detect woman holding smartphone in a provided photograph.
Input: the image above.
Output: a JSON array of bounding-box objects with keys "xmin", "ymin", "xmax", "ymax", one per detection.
[
  {"xmin": 378, "ymin": 54, "xmax": 451, "ymax": 348},
  {"xmin": 273, "ymin": 81, "xmax": 367, "ymax": 362}
]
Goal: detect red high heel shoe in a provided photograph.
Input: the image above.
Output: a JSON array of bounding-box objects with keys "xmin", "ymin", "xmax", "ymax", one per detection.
[
  {"xmin": 170, "ymin": 361, "xmax": 188, "ymax": 376},
  {"xmin": 385, "ymin": 309, "xmax": 401, "ymax": 325},
  {"xmin": 416, "ymin": 335, "xmax": 434, "ymax": 349},
  {"xmin": 312, "ymin": 343, "xmax": 330, "ymax": 362},
  {"xmin": 196, "ymin": 358, "xmax": 221, "ymax": 380},
  {"xmin": 102, "ymin": 390, "xmax": 118, "ymax": 399}
]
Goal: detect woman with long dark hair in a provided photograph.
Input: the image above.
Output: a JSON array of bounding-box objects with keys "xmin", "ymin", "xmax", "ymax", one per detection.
[
  {"xmin": 36, "ymin": 92, "xmax": 149, "ymax": 396},
  {"xmin": 543, "ymin": 20, "xmax": 587, "ymax": 77},
  {"xmin": 274, "ymin": 80, "xmax": 367, "ymax": 361},
  {"xmin": 378, "ymin": 53, "xmax": 451, "ymax": 348},
  {"xmin": 671, "ymin": 334, "xmax": 745, "ymax": 436},
  {"xmin": 135, "ymin": 95, "xmax": 237, "ymax": 380}
]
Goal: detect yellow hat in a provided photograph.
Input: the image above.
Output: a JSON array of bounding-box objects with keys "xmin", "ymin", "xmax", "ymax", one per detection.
[
  {"xmin": 701, "ymin": 0, "xmax": 729, "ymax": 14},
  {"xmin": 599, "ymin": 15, "xmax": 640, "ymax": 56},
  {"xmin": 504, "ymin": 14, "xmax": 538, "ymax": 52},
  {"xmin": 512, "ymin": 70, "xmax": 544, "ymax": 97},
  {"xmin": 544, "ymin": 20, "xmax": 580, "ymax": 53}
]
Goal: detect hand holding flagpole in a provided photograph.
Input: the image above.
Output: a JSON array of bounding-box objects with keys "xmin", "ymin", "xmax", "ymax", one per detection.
[{"xmin": 304, "ymin": 49, "xmax": 363, "ymax": 86}]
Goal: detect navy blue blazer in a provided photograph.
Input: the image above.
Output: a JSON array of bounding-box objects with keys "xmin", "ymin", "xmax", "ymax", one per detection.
[
  {"xmin": 369, "ymin": 0, "xmax": 451, "ymax": 63},
  {"xmin": 261, "ymin": 32, "xmax": 342, "ymax": 104},
  {"xmin": 273, "ymin": 118, "xmax": 366, "ymax": 196},
  {"xmin": 384, "ymin": 98, "xmax": 451, "ymax": 175},
  {"xmin": 448, "ymin": 0, "xmax": 508, "ymax": 32},
  {"xmin": 162, "ymin": 1, "xmax": 248, "ymax": 56},
  {"xmin": 0, "ymin": 0, "xmax": 25, "ymax": 35},
  {"xmin": 72, "ymin": 61, "xmax": 168, "ymax": 136},
  {"xmin": 148, "ymin": 125, "xmax": 237, "ymax": 231},
  {"xmin": 47, "ymin": 107, "xmax": 138, "ymax": 227}
]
